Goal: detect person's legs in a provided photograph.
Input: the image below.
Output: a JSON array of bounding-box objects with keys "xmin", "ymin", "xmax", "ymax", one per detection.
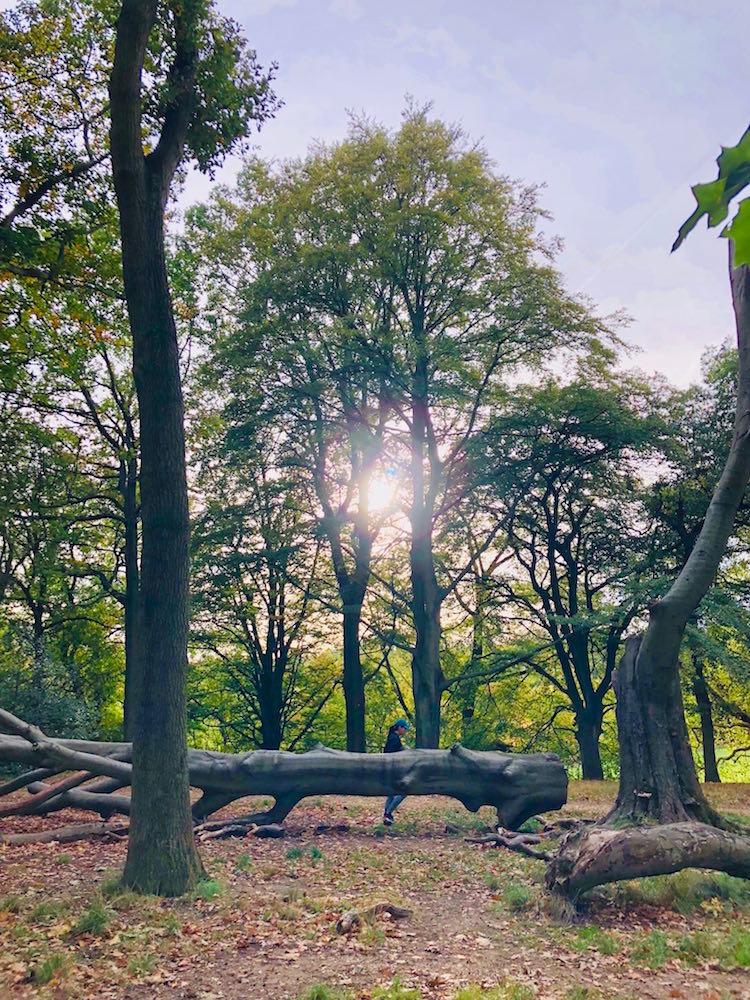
[{"xmin": 383, "ymin": 794, "xmax": 405, "ymax": 825}]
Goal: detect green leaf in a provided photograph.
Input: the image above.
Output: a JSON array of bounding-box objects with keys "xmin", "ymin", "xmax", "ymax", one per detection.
[{"xmin": 723, "ymin": 198, "xmax": 750, "ymax": 267}]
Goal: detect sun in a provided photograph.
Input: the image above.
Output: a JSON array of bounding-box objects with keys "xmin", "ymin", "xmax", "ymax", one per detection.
[{"xmin": 366, "ymin": 469, "xmax": 398, "ymax": 512}]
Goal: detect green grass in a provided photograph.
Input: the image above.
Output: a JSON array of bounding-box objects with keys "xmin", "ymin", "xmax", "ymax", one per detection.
[
  {"xmin": 618, "ymin": 870, "xmax": 750, "ymax": 914},
  {"xmin": 568, "ymin": 925, "xmax": 620, "ymax": 956},
  {"xmin": 299, "ymin": 987, "xmax": 353, "ymax": 1000},
  {"xmin": 454, "ymin": 986, "xmax": 536, "ymax": 1000},
  {"xmin": 500, "ymin": 881, "xmax": 533, "ymax": 912},
  {"xmin": 630, "ymin": 929, "xmax": 671, "ymax": 968},
  {"xmin": 286, "ymin": 846, "xmax": 305, "ymax": 860},
  {"xmin": 193, "ymin": 878, "xmax": 224, "ymax": 901},
  {"xmin": 30, "ymin": 952, "xmax": 70, "ymax": 985},
  {"xmin": 29, "ymin": 899, "xmax": 68, "ymax": 924},
  {"xmin": 236, "ymin": 852, "xmax": 253, "ymax": 871},
  {"xmin": 0, "ymin": 893, "xmax": 22, "ymax": 913},
  {"xmin": 127, "ymin": 953, "xmax": 157, "ymax": 977},
  {"xmin": 72, "ymin": 900, "xmax": 111, "ymax": 936},
  {"xmin": 372, "ymin": 980, "xmax": 422, "ymax": 1000}
]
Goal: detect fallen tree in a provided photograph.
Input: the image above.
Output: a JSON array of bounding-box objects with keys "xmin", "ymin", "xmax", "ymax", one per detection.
[{"xmin": 0, "ymin": 710, "xmax": 567, "ymax": 836}]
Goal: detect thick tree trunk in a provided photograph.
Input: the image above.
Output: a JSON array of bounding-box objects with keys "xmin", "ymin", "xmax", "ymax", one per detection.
[
  {"xmin": 109, "ymin": 0, "xmax": 204, "ymax": 895},
  {"xmin": 607, "ymin": 253, "xmax": 750, "ymax": 828},
  {"xmin": 342, "ymin": 601, "xmax": 366, "ymax": 752},
  {"xmin": 607, "ymin": 636, "xmax": 723, "ymax": 825},
  {"xmin": 692, "ymin": 655, "xmax": 721, "ymax": 782},
  {"xmin": 0, "ymin": 732, "xmax": 568, "ymax": 832},
  {"xmin": 574, "ymin": 707, "xmax": 604, "ymax": 781}
]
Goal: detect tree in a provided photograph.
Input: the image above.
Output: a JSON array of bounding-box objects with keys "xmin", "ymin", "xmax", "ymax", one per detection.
[
  {"xmin": 196, "ymin": 109, "xmax": 603, "ymax": 748},
  {"xmin": 191, "ymin": 429, "xmax": 336, "ymax": 751},
  {"xmin": 481, "ymin": 362, "xmax": 664, "ymax": 777},
  {"xmin": 108, "ymin": 0, "xmax": 275, "ymax": 895},
  {"xmin": 183, "ymin": 160, "xmax": 395, "ymax": 752}
]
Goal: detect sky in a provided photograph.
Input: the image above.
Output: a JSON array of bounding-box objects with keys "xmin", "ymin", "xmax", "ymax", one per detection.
[{"xmin": 179, "ymin": 0, "xmax": 750, "ymax": 387}]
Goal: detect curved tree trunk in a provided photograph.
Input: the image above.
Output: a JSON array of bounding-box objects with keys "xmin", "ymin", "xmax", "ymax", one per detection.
[
  {"xmin": 606, "ymin": 637, "xmax": 723, "ymax": 825},
  {"xmin": 545, "ymin": 252, "xmax": 750, "ymax": 900}
]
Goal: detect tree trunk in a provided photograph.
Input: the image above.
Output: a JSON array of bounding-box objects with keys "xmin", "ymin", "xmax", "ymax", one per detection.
[
  {"xmin": 109, "ymin": 0, "xmax": 204, "ymax": 895},
  {"xmin": 342, "ymin": 600, "xmax": 366, "ymax": 752},
  {"xmin": 546, "ymin": 821, "xmax": 750, "ymax": 898},
  {"xmin": 607, "ymin": 637, "xmax": 722, "ymax": 825},
  {"xmin": 607, "ymin": 253, "xmax": 750, "ymax": 828},
  {"xmin": 0, "ymin": 731, "xmax": 568, "ymax": 832},
  {"xmin": 575, "ymin": 708, "xmax": 604, "ymax": 781},
  {"xmin": 692, "ymin": 655, "xmax": 720, "ymax": 783}
]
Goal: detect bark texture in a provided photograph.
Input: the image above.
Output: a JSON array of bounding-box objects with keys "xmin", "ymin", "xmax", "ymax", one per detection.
[
  {"xmin": 546, "ymin": 822, "xmax": 750, "ymax": 898},
  {"xmin": 109, "ymin": 0, "xmax": 204, "ymax": 895},
  {"xmin": 0, "ymin": 730, "xmax": 568, "ymax": 832}
]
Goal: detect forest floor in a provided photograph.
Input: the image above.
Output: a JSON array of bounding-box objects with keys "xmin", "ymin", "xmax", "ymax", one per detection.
[{"xmin": 1, "ymin": 781, "xmax": 750, "ymax": 1000}]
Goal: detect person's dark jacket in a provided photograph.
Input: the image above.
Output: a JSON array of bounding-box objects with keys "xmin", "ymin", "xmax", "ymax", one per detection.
[{"xmin": 383, "ymin": 727, "xmax": 404, "ymax": 753}]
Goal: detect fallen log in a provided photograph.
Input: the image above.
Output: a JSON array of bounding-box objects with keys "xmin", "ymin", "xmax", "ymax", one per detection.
[
  {"xmin": 0, "ymin": 821, "xmax": 128, "ymax": 846},
  {"xmin": 0, "ymin": 731, "xmax": 568, "ymax": 830},
  {"xmin": 544, "ymin": 821, "xmax": 750, "ymax": 898}
]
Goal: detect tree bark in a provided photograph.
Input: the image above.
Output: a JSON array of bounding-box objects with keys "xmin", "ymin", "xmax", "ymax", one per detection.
[
  {"xmin": 546, "ymin": 822, "xmax": 750, "ymax": 898},
  {"xmin": 607, "ymin": 637, "xmax": 723, "ymax": 825},
  {"xmin": 574, "ymin": 707, "xmax": 604, "ymax": 781},
  {"xmin": 605, "ymin": 253, "xmax": 750, "ymax": 827},
  {"xmin": 0, "ymin": 733, "xmax": 568, "ymax": 832},
  {"xmin": 342, "ymin": 598, "xmax": 367, "ymax": 752},
  {"xmin": 692, "ymin": 654, "xmax": 721, "ymax": 782},
  {"xmin": 108, "ymin": 0, "xmax": 204, "ymax": 895}
]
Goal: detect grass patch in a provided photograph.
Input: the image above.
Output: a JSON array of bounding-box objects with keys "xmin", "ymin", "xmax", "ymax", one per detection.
[
  {"xmin": 500, "ymin": 881, "xmax": 533, "ymax": 912},
  {"xmin": 300, "ymin": 987, "xmax": 354, "ymax": 1000},
  {"xmin": 453, "ymin": 985, "xmax": 536, "ymax": 1000},
  {"xmin": 618, "ymin": 869, "xmax": 750, "ymax": 914},
  {"xmin": 286, "ymin": 846, "xmax": 305, "ymax": 860},
  {"xmin": 30, "ymin": 952, "xmax": 70, "ymax": 986},
  {"xmin": 193, "ymin": 879, "xmax": 224, "ymax": 901},
  {"xmin": 72, "ymin": 900, "xmax": 110, "ymax": 936},
  {"xmin": 569, "ymin": 925, "xmax": 620, "ymax": 956},
  {"xmin": 29, "ymin": 899, "xmax": 68, "ymax": 924},
  {"xmin": 0, "ymin": 893, "xmax": 22, "ymax": 913},
  {"xmin": 630, "ymin": 929, "xmax": 671, "ymax": 968},
  {"xmin": 236, "ymin": 852, "xmax": 253, "ymax": 871},
  {"xmin": 372, "ymin": 980, "xmax": 422, "ymax": 999},
  {"xmin": 127, "ymin": 953, "xmax": 157, "ymax": 977}
]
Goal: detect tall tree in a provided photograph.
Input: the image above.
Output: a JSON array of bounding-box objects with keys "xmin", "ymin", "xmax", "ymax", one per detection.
[
  {"xmin": 108, "ymin": 0, "xmax": 275, "ymax": 895},
  {"xmin": 483, "ymin": 365, "xmax": 664, "ymax": 777}
]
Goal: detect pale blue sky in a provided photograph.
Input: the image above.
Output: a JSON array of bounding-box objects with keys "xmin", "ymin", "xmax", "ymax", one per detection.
[
  {"xmin": 185, "ymin": 0, "xmax": 749, "ymax": 386},
  {"xmin": 4, "ymin": 0, "xmax": 746, "ymax": 384}
]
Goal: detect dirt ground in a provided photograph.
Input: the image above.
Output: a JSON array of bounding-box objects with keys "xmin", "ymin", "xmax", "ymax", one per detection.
[{"xmin": 1, "ymin": 781, "xmax": 750, "ymax": 1000}]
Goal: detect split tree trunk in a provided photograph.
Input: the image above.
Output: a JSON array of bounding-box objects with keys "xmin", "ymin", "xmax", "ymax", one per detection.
[{"xmin": 109, "ymin": 0, "xmax": 204, "ymax": 895}]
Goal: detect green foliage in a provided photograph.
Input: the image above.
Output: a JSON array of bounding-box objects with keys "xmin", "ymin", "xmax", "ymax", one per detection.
[
  {"xmin": 673, "ymin": 126, "xmax": 750, "ymax": 264},
  {"xmin": 500, "ymin": 881, "xmax": 533, "ymax": 912}
]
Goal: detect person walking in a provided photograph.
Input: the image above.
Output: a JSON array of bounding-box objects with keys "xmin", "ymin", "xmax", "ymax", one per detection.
[{"xmin": 382, "ymin": 718, "xmax": 410, "ymax": 826}]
